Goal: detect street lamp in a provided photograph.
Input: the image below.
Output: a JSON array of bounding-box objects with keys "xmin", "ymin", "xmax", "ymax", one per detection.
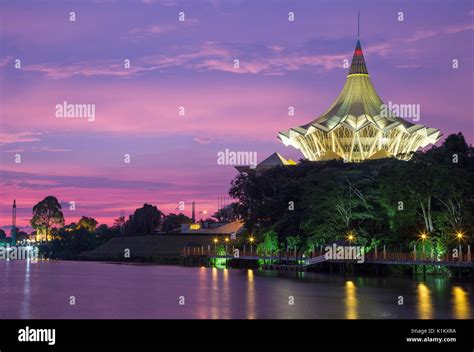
[
  {"xmin": 420, "ymin": 232, "xmax": 428, "ymax": 259},
  {"xmin": 249, "ymin": 236, "xmax": 255, "ymax": 255},
  {"xmin": 213, "ymin": 238, "xmax": 218, "ymax": 253},
  {"xmin": 224, "ymin": 237, "xmax": 229, "ymax": 254},
  {"xmin": 347, "ymin": 232, "xmax": 355, "ymax": 244},
  {"xmin": 456, "ymin": 231, "xmax": 464, "ymax": 262}
]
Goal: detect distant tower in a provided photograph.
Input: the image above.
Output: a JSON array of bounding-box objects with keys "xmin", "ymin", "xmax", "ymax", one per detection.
[
  {"xmin": 191, "ymin": 202, "xmax": 196, "ymax": 223},
  {"xmin": 120, "ymin": 209, "xmax": 125, "ymax": 235},
  {"xmin": 11, "ymin": 199, "xmax": 17, "ymax": 245}
]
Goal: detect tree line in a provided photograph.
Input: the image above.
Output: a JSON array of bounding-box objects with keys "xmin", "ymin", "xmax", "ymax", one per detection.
[{"xmin": 229, "ymin": 133, "xmax": 474, "ymax": 256}]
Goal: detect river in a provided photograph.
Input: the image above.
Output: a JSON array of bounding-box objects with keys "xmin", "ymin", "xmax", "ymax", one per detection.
[{"xmin": 0, "ymin": 260, "xmax": 472, "ymax": 319}]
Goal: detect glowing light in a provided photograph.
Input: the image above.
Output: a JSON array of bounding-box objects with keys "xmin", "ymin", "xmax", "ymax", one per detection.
[
  {"xmin": 420, "ymin": 232, "xmax": 428, "ymax": 241},
  {"xmin": 417, "ymin": 283, "xmax": 433, "ymax": 319},
  {"xmin": 249, "ymin": 237, "xmax": 255, "ymax": 244},
  {"xmin": 452, "ymin": 286, "xmax": 470, "ymax": 319},
  {"xmin": 213, "ymin": 238, "xmax": 218, "ymax": 244},
  {"xmin": 225, "ymin": 237, "xmax": 229, "ymax": 243},
  {"xmin": 190, "ymin": 223, "xmax": 201, "ymax": 230},
  {"xmin": 345, "ymin": 281, "xmax": 358, "ymax": 319},
  {"xmin": 455, "ymin": 231, "xmax": 463, "ymax": 240},
  {"xmin": 247, "ymin": 269, "xmax": 255, "ymax": 319},
  {"xmin": 347, "ymin": 232, "xmax": 355, "ymax": 242}
]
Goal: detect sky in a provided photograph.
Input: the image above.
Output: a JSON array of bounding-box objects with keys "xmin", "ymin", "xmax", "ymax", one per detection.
[{"xmin": 0, "ymin": 0, "xmax": 473, "ymax": 231}]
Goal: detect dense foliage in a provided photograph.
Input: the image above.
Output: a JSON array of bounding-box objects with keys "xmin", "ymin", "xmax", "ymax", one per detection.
[{"xmin": 230, "ymin": 133, "xmax": 474, "ymax": 254}]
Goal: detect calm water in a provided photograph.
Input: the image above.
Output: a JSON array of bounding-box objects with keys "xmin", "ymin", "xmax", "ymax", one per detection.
[{"xmin": 0, "ymin": 260, "xmax": 472, "ymax": 319}]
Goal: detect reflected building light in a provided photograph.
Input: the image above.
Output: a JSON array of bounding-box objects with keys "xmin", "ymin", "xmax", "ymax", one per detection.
[
  {"xmin": 345, "ymin": 280, "xmax": 358, "ymax": 319},
  {"xmin": 210, "ymin": 268, "xmax": 219, "ymax": 319},
  {"xmin": 417, "ymin": 283, "xmax": 433, "ymax": 319},
  {"xmin": 247, "ymin": 269, "xmax": 256, "ymax": 319},
  {"xmin": 222, "ymin": 268, "xmax": 230, "ymax": 319},
  {"xmin": 452, "ymin": 286, "xmax": 470, "ymax": 319},
  {"xmin": 196, "ymin": 265, "xmax": 208, "ymax": 319}
]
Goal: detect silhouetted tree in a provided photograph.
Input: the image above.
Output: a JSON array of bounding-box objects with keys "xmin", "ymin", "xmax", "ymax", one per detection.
[
  {"xmin": 126, "ymin": 204, "xmax": 163, "ymax": 235},
  {"xmin": 30, "ymin": 196, "xmax": 65, "ymax": 242}
]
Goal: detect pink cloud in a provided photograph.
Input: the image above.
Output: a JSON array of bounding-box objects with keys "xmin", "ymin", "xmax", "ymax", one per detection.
[{"xmin": 0, "ymin": 131, "xmax": 42, "ymax": 145}]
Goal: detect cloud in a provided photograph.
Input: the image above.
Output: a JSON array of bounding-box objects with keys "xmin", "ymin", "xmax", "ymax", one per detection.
[
  {"xmin": 0, "ymin": 170, "xmax": 172, "ymax": 191},
  {"xmin": 193, "ymin": 137, "xmax": 213, "ymax": 144},
  {"xmin": 407, "ymin": 23, "xmax": 474, "ymax": 42},
  {"xmin": 0, "ymin": 131, "xmax": 42, "ymax": 145},
  {"xmin": 0, "ymin": 56, "xmax": 13, "ymax": 68},
  {"xmin": 12, "ymin": 18, "xmax": 472, "ymax": 80}
]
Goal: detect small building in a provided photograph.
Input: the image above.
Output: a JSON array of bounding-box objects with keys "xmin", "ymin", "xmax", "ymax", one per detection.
[{"xmin": 235, "ymin": 152, "xmax": 296, "ymax": 174}]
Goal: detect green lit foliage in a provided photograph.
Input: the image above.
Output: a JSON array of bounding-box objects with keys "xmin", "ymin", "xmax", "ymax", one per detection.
[
  {"xmin": 230, "ymin": 133, "xmax": 474, "ymax": 252},
  {"xmin": 256, "ymin": 229, "xmax": 279, "ymax": 256}
]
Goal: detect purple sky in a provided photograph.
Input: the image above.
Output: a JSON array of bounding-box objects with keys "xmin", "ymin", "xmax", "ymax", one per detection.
[{"xmin": 1, "ymin": 0, "xmax": 473, "ymax": 230}]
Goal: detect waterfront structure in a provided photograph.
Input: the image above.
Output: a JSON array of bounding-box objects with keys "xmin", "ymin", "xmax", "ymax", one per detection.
[{"xmin": 278, "ymin": 38, "xmax": 441, "ymax": 162}]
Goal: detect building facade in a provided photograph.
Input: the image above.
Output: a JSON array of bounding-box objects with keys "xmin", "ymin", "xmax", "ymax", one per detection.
[{"xmin": 278, "ymin": 39, "xmax": 441, "ymax": 162}]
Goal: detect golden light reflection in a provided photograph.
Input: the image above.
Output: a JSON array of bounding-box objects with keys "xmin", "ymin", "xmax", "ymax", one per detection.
[
  {"xmin": 196, "ymin": 266, "xmax": 208, "ymax": 319},
  {"xmin": 417, "ymin": 283, "xmax": 433, "ymax": 319},
  {"xmin": 21, "ymin": 260, "xmax": 31, "ymax": 319},
  {"xmin": 222, "ymin": 268, "xmax": 230, "ymax": 319},
  {"xmin": 247, "ymin": 269, "xmax": 256, "ymax": 319},
  {"xmin": 452, "ymin": 286, "xmax": 470, "ymax": 319},
  {"xmin": 345, "ymin": 280, "xmax": 358, "ymax": 319},
  {"xmin": 210, "ymin": 267, "xmax": 219, "ymax": 319}
]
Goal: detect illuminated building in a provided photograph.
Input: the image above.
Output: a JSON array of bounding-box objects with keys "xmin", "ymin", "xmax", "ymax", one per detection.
[{"xmin": 278, "ymin": 38, "xmax": 441, "ymax": 162}]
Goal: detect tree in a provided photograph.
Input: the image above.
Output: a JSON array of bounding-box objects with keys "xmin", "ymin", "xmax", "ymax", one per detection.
[
  {"xmin": 0, "ymin": 229, "xmax": 6, "ymax": 239},
  {"xmin": 256, "ymin": 229, "xmax": 279, "ymax": 256},
  {"xmin": 213, "ymin": 203, "xmax": 239, "ymax": 222},
  {"xmin": 112, "ymin": 216, "xmax": 126, "ymax": 234},
  {"xmin": 77, "ymin": 216, "xmax": 98, "ymax": 232},
  {"xmin": 126, "ymin": 204, "xmax": 163, "ymax": 235},
  {"xmin": 30, "ymin": 196, "xmax": 65, "ymax": 242},
  {"xmin": 162, "ymin": 213, "xmax": 192, "ymax": 232}
]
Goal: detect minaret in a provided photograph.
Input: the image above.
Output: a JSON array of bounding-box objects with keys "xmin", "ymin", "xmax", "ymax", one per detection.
[
  {"xmin": 191, "ymin": 202, "xmax": 196, "ymax": 223},
  {"xmin": 11, "ymin": 199, "xmax": 17, "ymax": 245}
]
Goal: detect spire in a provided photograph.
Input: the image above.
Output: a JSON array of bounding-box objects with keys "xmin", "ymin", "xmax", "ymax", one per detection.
[
  {"xmin": 348, "ymin": 38, "xmax": 368, "ymax": 76},
  {"xmin": 357, "ymin": 11, "xmax": 360, "ymax": 38}
]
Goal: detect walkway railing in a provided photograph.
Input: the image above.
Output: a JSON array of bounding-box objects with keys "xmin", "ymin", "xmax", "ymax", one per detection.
[{"xmin": 182, "ymin": 246, "xmax": 473, "ymax": 265}]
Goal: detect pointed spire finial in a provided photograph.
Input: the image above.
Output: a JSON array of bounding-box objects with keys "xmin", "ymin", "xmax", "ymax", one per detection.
[{"xmin": 357, "ymin": 11, "xmax": 360, "ymax": 38}]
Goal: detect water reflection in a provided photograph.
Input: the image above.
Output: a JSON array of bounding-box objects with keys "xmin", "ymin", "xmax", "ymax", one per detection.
[
  {"xmin": 247, "ymin": 269, "xmax": 256, "ymax": 319},
  {"xmin": 452, "ymin": 286, "xmax": 470, "ymax": 319},
  {"xmin": 20, "ymin": 260, "xmax": 31, "ymax": 319},
  {"xmin": 210, "ymin": 267, "xmax": 219, "ymax": 319},
  {"xmin": 222, "ymin": 269, "xmax": 230, "ymax": 319},
  {"xmin": 345, "ymin": 280, "xmax": 358, "ymax": 319},
  {"xmin": 417, "ymin": 283, "xmax": 433, "ymax": 319},
  {"xmin": 197, "ymin": 266, "xmax": 208, "ymax": 319}
]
